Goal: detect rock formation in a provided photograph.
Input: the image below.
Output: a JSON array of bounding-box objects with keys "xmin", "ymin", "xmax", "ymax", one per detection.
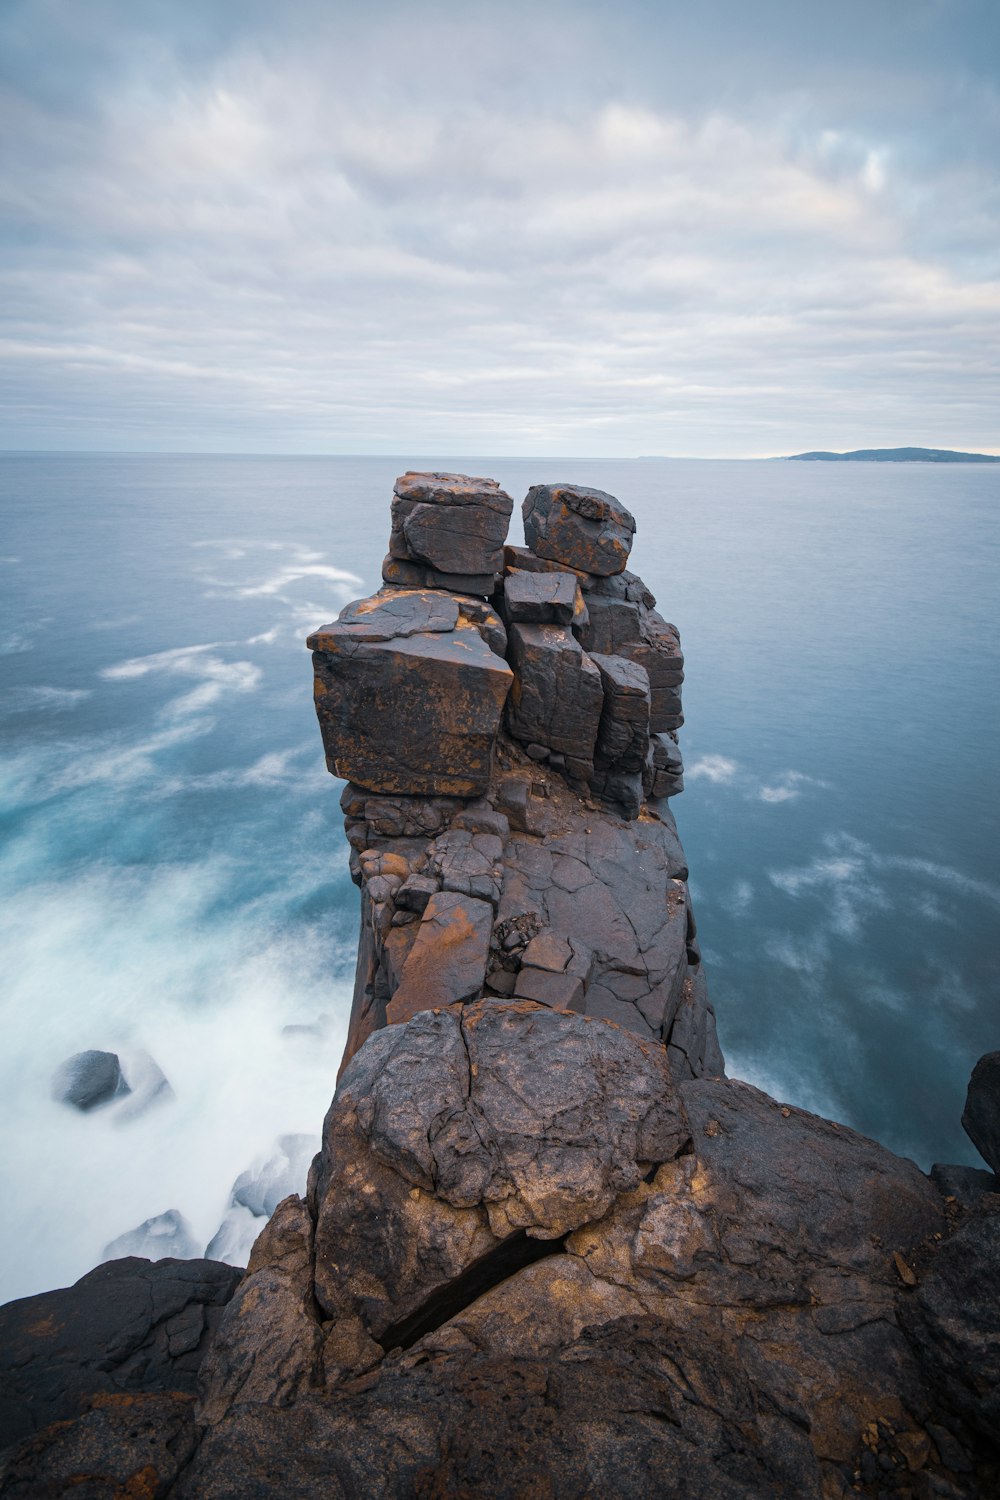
[
  {"xmin": 1, "ymin": 472, "xmax": 997, "ymax": 1499},
  {"xmin": 307, "ymin": 471, "xmax": 716, "ymax": 1077}
]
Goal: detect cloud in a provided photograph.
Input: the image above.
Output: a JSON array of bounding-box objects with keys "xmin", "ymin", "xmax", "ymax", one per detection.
[{"xmin": 0, "ymin": 1, "xmax": 996, "ymax": 455}]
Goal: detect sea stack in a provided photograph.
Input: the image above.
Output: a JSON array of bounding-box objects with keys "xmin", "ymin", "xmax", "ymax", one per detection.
[{"xmin": 306, "ymin": 472, "xmax": 719, "ymax": 1076}]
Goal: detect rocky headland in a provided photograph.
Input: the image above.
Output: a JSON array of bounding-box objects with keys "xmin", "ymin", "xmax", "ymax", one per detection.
[{"xmin": 1, "ymin": 473, "xmax": 997, "ymax": 1499}]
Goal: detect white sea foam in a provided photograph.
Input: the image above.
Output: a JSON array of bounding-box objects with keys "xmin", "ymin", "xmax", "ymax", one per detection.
[{"xmin": 0, "ymin": 855, "xmax": 352, "ymax": 1302}]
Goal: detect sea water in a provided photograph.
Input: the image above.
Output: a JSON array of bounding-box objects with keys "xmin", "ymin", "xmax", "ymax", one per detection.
[{"xmin": 1, "ymin": 454, "xmax": 997, "ymax": 1301}]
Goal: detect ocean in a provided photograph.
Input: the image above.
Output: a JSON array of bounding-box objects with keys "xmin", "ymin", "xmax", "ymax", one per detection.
[{"xmin": 1, "ymin": 453, "xmax": 997, "ymax": 1302}]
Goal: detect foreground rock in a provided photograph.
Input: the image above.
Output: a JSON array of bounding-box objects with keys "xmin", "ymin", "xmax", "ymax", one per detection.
[
  {"xmin": 8, "ymin": 1006, "xmax": 997, "ymax": 1497},
  {"xmin": 0, "ymin": 1257, "xmax": 241, "ymax": 1452}
]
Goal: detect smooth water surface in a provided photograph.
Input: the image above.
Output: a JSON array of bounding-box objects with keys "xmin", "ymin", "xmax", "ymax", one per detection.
[{"xmin": 1, "ymin": 454, "xmax": 997, "ymax": 1300}]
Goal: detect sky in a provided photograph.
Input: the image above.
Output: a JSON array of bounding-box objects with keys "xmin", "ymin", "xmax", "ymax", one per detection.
[{"xmin": 0, "ymin": 0, "xmax": 998, "ymax": 457}]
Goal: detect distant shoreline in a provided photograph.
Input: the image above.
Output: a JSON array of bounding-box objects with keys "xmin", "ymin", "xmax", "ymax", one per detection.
[{"xmin": 785, "ymin": 446, "xmax": 1000, "ymax": 464}]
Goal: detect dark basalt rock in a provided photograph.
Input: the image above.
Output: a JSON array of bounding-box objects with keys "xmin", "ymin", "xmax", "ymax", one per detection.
[
  {"xmin": 389, "ymin": 471, "xmax": 513, "ymax": 583},
  {"xmin": 523, "ymin": 482, "xmax": 636, "ymax": 576},
  {"xmin": 51, "ymin": 1050, "xmax": 128, "ymax": 1111},
  {"xmin": 381, "ymin": 552, "xmax": 496, "ymax": 597},
  {"xmin": 900, "ymin": 1201, "xmax": 1000, "ymax": 1444},
  {"xmin": 309, "ymin": 588, "xmax": 512, "ymax": 797},
  {"xmin": 962, "ymin": 1051, "xmax": 1000, "ymax": 1174},
  {"xmin": 931, "ymin": 1161, "xmax": 1000, "ymax": 1206},
  {"xmin": 0, "ymin": 1257, "xmax": 241, "ymax": 1450},
  {"xmin": 0, "ymin": 1391, "xmax": 198, "ymax": 1500},
  {"xmin": 500, "ymin": 567, "xmax": 586, "ymax": 627},
  {"xmin": 505, "ymin": 623, "xmax": 603, "ymax": 780}
]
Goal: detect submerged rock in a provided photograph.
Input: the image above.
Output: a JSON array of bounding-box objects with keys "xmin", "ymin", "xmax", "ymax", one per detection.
[
  {"xmin": 51, "ymin": 1050, "xmax": 128, "ymax": 1111},
  {"xmin": 103, "ymin": 1209, "xmax": 199, "ymax": 1262},
  {"xmin": 205, "ymin": 1134, "xmax": 318, "ymax": 1266}
]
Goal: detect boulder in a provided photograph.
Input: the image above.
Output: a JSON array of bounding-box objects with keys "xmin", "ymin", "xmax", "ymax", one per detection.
[
  {"xmin": 51, "ymin": 1050, "xmax": 128, "ymax": 1112},
  {"xmin": 389, "ymin": 471, "xmax": 513, "ymax": 582},
  {"xmin": 0, "ymin": 1257, "xmax": 241, "ymax": 1451},
  {"xmin": 522, "ymin": 483, "xmax": 636, "ymax": 576},
  {"xmin": 309, "ymin": 588, "xmax": 512, "ymax": 797},
  {"xmin": 310, "ymin": 1002, "xmax": 689, "ymax": 1340},
  {"xmin": 501, "ymin": 568, "xmax": 586, "ymax": 628},
  {"xmin": 930, "ymin": 1161, "xmax": 1000, "ymax": 1206},
  {"xmin": 103, "ymin": 1210, "xmax": 199, "ymax": 1263},
  {"xmin": 505, "ymin": 624, "xmax": 603, "ymax": 777},
  {"xmin": 961, "ymin": 1050, "xmax": 1000, "ymax": 1173}
]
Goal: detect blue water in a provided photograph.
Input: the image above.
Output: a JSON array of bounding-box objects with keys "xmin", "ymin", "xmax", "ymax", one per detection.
[{"xmin": 1, "ymin": 454, "xmax": 997, "ymax": 1301}]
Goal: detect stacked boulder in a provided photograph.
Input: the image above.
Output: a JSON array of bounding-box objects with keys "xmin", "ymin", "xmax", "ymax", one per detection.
[{"xmin": 308, "ymin": 472, "xmax": 716, "ymax": 1077}]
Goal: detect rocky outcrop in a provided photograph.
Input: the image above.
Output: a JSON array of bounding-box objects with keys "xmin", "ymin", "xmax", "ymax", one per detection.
[
  {"xmin": 2, "ymin": 472, "xmax": 996, "ymax": 1498},
  {"xmin": 312, "ymin": 472, "xmax": 715, "ymax": 1077},
  {"xmin": 0, "ymin": 1257, "xmax": 241, "ymax": 1452},
  {"xmin": 961, "ymin": 1051, "xmax": 1000, "ymax": 1174}
]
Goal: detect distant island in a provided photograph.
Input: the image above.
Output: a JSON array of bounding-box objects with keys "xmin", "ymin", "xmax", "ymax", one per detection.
[{"xmin": 786, "ymin": 446, "xmax": 999, "ymax": 463}]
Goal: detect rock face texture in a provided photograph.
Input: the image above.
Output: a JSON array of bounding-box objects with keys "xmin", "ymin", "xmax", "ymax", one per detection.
[
  {"xmin": 961, "ymin": 1051, "xmax": 1000, "ymax": 1174},
  {"xmin": 0, "ymin": 1257, "xmax": 242, "ymax": 1451},
  {"xmin": 2, "ymin": 473, "xmax": 997, "ymax": 1498}
]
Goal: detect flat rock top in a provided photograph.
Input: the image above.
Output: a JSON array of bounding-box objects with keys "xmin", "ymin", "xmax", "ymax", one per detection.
[
  {"xmin": 394, "ymin": 472, "xmax": 513, "ymax": 513},
  {"xmin": 308, "ymin": 589, "xmax": 460, "ymax": 648}
]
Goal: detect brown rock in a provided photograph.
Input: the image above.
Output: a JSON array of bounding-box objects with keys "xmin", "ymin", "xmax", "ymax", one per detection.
[
  {"xmin": 385, "ymin": 891, "xmax": 494, "ymax": 1023},
  {"xmin": 523, "ymin": 483, "xmax": 636, "ymax": 576},
  {"xmin": 309, "ymin": 1002, "xmax": 689, "ymax": 1343},
  {"xmin": 513, "ymin": 968, "xmax": 585, "ymax": 1011},
  {"xmin": 196, "ymin": 1196, "xmax": 322, "ymax": 1426},
  {"xmin": 381, "ymin": 553, "xmax": 496, "ymax": 597},
  {"xmin": 389, "ymin": 472, "xmax": 513, "ymax": 580},
  {"xmin": 309, "ymin": 589, "xmax": 512, "ymax": 797},
  {"xmin": 501, "ymin": 568, "xmax": 585, "ymax": 627},
  {"xmin": 505, "ymin": 624, "xmax": 603, "ymax": 773}
]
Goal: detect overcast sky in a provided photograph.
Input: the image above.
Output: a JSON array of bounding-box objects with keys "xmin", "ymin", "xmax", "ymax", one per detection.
[{"xmin": 1, "ymin": 0, "xmax": 998, "ymax": 456}]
